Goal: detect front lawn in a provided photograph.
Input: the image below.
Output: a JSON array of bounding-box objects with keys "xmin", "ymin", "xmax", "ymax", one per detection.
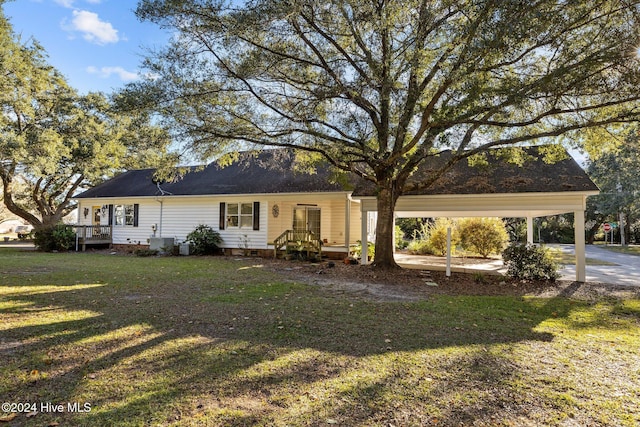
[
  {"xmin": 595, "ymin": 244, "xmax": 640, "ymax": 256},
  {"xmin": 549, "ymin": 250, "xmax": 618, "ymax": 266},
  {"xmin": 1, "ymin": 250, "xmax": 639, "ymax": 426}
]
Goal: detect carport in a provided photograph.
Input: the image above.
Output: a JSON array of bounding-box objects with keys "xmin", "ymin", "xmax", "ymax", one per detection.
[{"xmin": 351, "ymin": 146, "xmax": 600, "ymax": 283}]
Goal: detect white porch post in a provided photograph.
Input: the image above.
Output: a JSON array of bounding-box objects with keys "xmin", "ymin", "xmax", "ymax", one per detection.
[
  {"xmin": 345, "ymin": 196, "xmax": 351, "ymax": 251},
  {"xmin": 360, "ymin": 209, "xmax": 368, "ymax": 264},
  {"xmin": 574, "ymin": 210, "xmax": 586, "ymax": 282},
  {"xmin": 527, "ymin": 216, "xmax": 534, "ymax": 244}
]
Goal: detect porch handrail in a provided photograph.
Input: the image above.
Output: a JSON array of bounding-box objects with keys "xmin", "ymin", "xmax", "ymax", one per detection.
[
  {"xmin": 73, "ymin": 225, "xmax": 113, "ymax": 241},
  {"xmin": 273, "ymin": 229, "xmax": 321, "ymax": 257}
]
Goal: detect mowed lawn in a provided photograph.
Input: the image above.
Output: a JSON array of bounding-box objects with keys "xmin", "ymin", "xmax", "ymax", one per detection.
[{"xmin": 1, "ymin": 250, "xmax": 639, "ymax": 426}]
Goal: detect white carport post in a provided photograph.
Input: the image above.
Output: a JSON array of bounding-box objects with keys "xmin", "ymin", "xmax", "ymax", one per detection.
[
  {"xmin": 360, "ymin": 208, "xmax": 369, "ymax": 264},
  {"xmin": 344, "ymin": 196, "xmax": 351, "ymax": 252},
  {"xmin": 526, "ymin": 216, "xmax": 534, "ymax": 244},
  {"xmin": 574, "ymin": 210, "xmax": 586, "ymax": 282}
]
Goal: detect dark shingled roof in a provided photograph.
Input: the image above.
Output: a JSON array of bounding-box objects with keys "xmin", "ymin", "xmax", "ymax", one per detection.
[
  {"xmin": 75, "ymin": 150, "xmax": 350, "ymax": 198},
  {"xmin": 353, "ymin": 145, "xmax": 599, "ymax": 196},
  {"xmin": 75, "ymin": 146, "xmax": 598, "ymax": 199}
]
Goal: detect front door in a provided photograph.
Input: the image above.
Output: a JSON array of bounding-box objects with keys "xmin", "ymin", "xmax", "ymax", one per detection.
[
  {"xmin": 92, "ymin": 206, "xmax": 102, "ymax": 226},
  {"xmin": 92, "ymin": 206, "xmax": 102, "ymax": 235},
  {"xmin": 293, "ymin": 206, "xmax": 321, "ymax": 238}
]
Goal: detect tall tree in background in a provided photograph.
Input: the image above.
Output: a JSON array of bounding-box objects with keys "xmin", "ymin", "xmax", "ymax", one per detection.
[
  {"xmin": 129, "ymin": 0, "xmax": 640, "ymax": 267},
  {"xmin": 586, "ymin": 127, "xmax": 640, "ymax": 244},
  {"xmin": 0, "ymin": 5, "xmax": 173, "ymax": 230}
]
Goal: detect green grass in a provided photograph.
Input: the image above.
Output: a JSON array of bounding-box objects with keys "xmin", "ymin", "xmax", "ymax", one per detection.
[
  {"xmin": 548, "ymin": 249, "xmax": 618, "ymax": 266},
  {"xmin": 1, "ymin": 249, "xmax": 639, "ymax": 426},
  {"xmin": 595, "ymin": 244, "xmax": 640, "ymax": 256}
]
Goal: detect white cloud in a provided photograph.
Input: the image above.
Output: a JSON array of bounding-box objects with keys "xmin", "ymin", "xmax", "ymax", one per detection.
[
  {"xmin": 55, "ymin": 0, "xmax": 102, "ymax": 7},
  {"xmin": 68, "ymin": 10, "xmax": 119, "ymax": 45},
  {"xmin": 55, "ymin": 0, "xmax": 75, "ymax": 7},
  {"xmin": 87, "ymin": 66, "xmax": 139, "ymax": 81}
]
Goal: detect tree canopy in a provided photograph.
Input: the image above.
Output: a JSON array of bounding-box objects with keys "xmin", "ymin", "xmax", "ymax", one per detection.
[
  {"xmin": 0, "ymin": 4, "xmax": 173, "ymax": 229},
  {"xmin": 586, "ymin": 127, "xmax": 640, "ymax": 244},
  {"xmin": 129, "ymin": 0, "xmax": 640, "ymax": 267}
]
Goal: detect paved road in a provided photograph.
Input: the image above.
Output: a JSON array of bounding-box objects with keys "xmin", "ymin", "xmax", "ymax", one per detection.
[{"xmin": 554, "ymin": 244, "xmax": 640, "ymax": 286}]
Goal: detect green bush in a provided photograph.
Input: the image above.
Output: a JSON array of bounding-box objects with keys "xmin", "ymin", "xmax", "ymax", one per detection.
[
  {"xmin": 458, "ymin": 217, "xmax": 509, "ymax": 258},
  {"xmin": 407, "ymin": 239, "xmax": 436, "ymax": 255},
  {"xmin": 407, "ymin": 221, "xmax": 434, "ymax": 255},
  {"xmin": 395, "ymin": 225, "xmax": 408, "ymax": 250},
  {"xmin": 427, "ymin": 218, "xmax": 459, "ymax": 256},
  {"xmin": 502, "ymin": 243, "xmax": 559, "ymax": 281},
  {"xmin": 34, "ymin": 224, "xmax": 76, "ymax": 252},
  {"xmin": 406, "ymin": 219, "xmax": 458, "ymax": 256},
  {"xmin": 353, "ymin": 240, "xmax": 375, "ymax": 259},
  {"xmin": 186, "ymin": 224, "xmax": 223, "ymax": 255}
]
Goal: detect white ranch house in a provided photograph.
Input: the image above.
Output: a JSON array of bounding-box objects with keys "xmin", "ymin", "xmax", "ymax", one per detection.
[{"xmin": 73, "ymin": 146, "xmax": 598, "ymax": 282}]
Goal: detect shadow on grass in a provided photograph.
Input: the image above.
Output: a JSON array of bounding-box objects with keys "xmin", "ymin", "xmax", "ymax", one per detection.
[{"xmin": 0, "ymin": 251, "xmax": 622, "ymax": 426}]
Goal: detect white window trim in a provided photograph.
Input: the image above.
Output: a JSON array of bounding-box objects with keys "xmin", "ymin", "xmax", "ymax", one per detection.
[
  {"xmin": 114, "ymin": 204, "xmax": 136, "ymax": 227},
  {"xmin": 226, "ymin": 202, "xmax": 254, "ymax": 229}
]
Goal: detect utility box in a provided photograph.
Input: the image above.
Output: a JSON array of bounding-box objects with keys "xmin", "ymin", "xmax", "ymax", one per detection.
[
  {"xmin": 149, "ymin": 237, "xmax": 174, "ymax": 253},
  {"xmin": 179, "ymin": 243, "xmax": 190, "ymax": 256}
]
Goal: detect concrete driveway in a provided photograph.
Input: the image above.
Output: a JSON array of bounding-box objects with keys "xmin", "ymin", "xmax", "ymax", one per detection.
[
  {"xmin": 396, "ymin": 244, "xmax": 640, "ymax": 286},
  {"xmin": 0, "ymin": 239, "xmax": 35, "ymax": 250}
]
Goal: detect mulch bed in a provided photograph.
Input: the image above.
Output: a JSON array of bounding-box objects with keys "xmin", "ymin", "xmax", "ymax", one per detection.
[
  {"xmin": 81, "ymin": 248, "xmax": 640, "ymax": 301},
  {"xmin": 261, "ymin": 257, "xmax": 640, "ymax": 302}
]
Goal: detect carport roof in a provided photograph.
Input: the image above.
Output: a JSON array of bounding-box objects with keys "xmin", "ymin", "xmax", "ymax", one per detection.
[{"xmin": 351, "ymin": 146, "xmax": 598, "ymax": 197}]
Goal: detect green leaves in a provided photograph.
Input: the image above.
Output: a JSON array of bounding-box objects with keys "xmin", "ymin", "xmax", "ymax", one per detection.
[
  {"xmin": 131, "ymin": 0, "xmax": 640, "ymax": 172},
  {"xmin": 0, "ymin": 7, "xmax": 172, "ymax": 228},
  {"xmin": 130, "ymin": 0, "xmax": 640, "ymax": 266}
]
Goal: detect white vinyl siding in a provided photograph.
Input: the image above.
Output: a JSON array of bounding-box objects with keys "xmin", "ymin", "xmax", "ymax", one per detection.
[{"xmin": 77, "ymin": 192, "xmax": 355, "ymax": 250}]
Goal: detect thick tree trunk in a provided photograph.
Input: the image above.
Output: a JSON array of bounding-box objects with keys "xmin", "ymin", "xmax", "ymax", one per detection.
[
  {"xmin": 1, "ymin": 174, "xmax": 42, "ymax": 228},
  {"xmin": 372, "ymin": 186, "xmax": 400, "ymax": 269},
  {"xmin": 0, "ymin": 172, "xmax": 67, "ymax": 231},
  {"xmin": 586, "ymin": 222, "xmax": 600, "ymax": 245}
]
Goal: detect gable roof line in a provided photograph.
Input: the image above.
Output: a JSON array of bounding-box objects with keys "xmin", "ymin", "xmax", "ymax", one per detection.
[
  {"xmin": 351, "ymin": 189, "xmax": 600, "ymax": 200},
  {"xmin": 75, "ymin": 190, "xmax": 354, "ymax": 201},
  {"xmin": 74, "ymin": 145, "xmax": 599, "ymax": 199}
]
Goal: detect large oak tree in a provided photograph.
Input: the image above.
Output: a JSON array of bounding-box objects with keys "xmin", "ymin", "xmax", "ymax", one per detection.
[
  {"xmin": 130, "ymin": 0, "xmax": 640, "ymax": 267},
  {"xmin": 586, "ymin": 127, "xmax": 640, "ymax": 244},
  {"xmin": 0, "ymin": 4, "xmax": 172, "ymax": 230}
]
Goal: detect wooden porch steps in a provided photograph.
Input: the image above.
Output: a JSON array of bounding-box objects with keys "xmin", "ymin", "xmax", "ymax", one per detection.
[{"xmin": 273, "ymin": 229, "xmax": 322, "ymax": 259}]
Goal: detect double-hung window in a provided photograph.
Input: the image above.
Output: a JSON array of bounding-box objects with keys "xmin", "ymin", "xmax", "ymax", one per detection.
[
  {"xmin": 226, "ymin": 202, "xmax": 253, "ymax": 228},
  {"xmin": 113, "ymin": 204, "xmax": 139, "ymax": 226},
  {"xmin": 219, "ymin": 202, "xmax": 260, "ymax": 230}
]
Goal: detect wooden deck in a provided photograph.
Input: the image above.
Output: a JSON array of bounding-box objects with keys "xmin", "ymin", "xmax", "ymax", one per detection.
[{"xmin": 74, "ymin": 225, "xmax": 112, "ymax": 251}]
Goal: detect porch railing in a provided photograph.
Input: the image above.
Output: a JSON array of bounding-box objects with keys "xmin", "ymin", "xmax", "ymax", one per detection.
[
  {"xmin": 74, "ymin": 225, "xmax": 112, "ymax": 250},
  {"xmin": 273, "ymin": 229, "xmax": 322, "ymax": 258}
]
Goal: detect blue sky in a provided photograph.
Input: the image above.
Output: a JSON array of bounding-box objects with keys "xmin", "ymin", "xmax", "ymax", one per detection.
[{"xmin": 3, "ymin": 0, "xmax": 167, "ymax": 95}]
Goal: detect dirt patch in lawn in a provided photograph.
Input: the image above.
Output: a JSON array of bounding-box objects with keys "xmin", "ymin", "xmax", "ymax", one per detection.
[
  {"xmin": 261, "ymin": 258, "xmax": 640, "ymax": 302},
  {"xmin": 0, "ymin": 266, "xmax": 57, "ymax": 275}
]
